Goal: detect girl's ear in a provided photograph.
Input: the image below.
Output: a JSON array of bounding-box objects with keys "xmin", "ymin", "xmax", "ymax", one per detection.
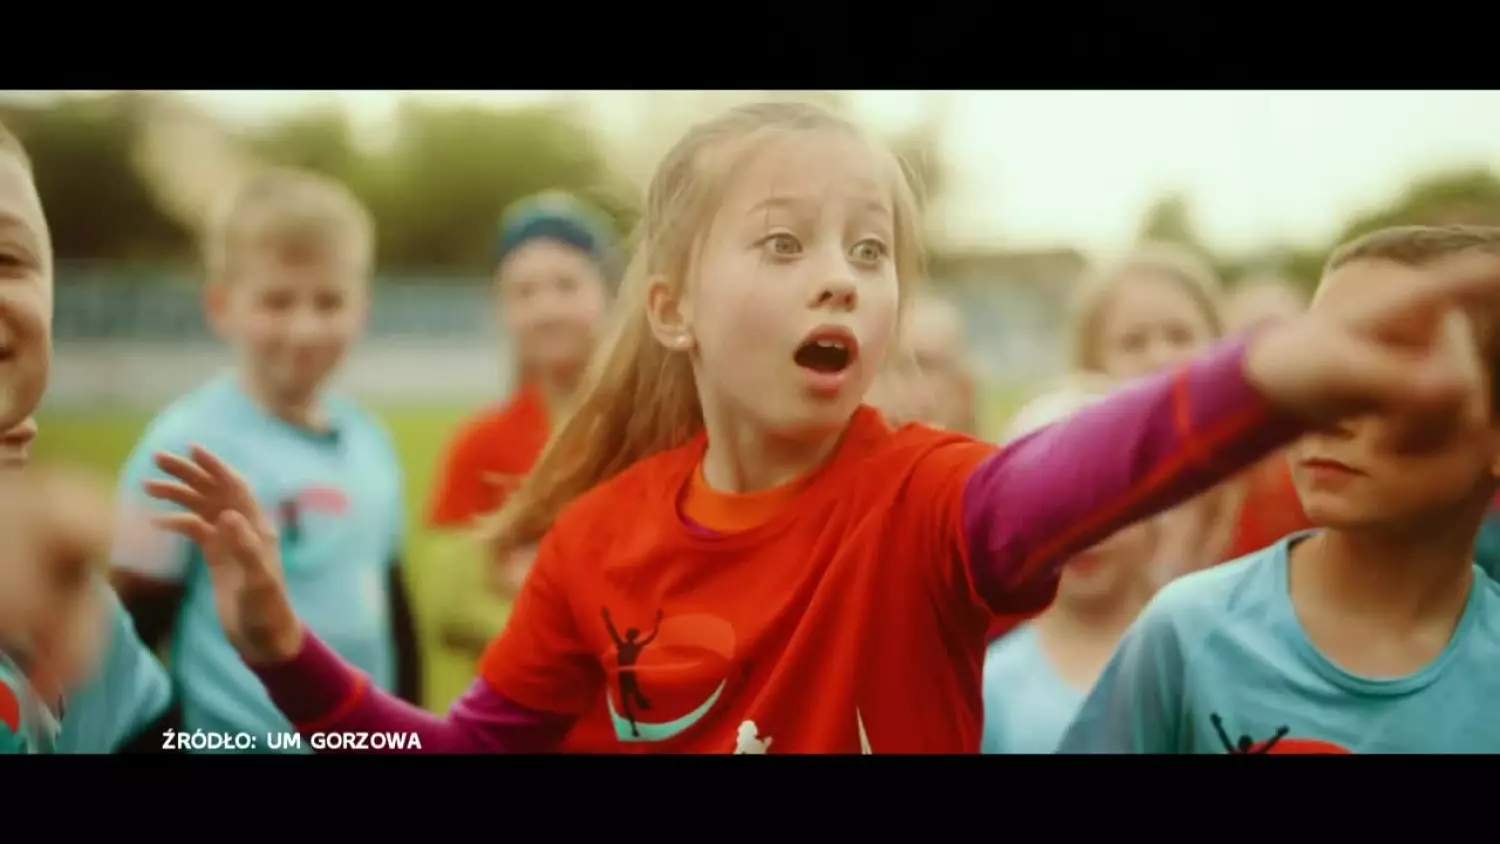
[{"xmin": 646, "ymin": 275, "xmax": 696, "ymax": 351}]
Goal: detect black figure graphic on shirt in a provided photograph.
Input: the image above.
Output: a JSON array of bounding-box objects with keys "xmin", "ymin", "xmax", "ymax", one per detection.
[
  {"xmin": 602, "ymin": 608, "xmax": 664, "ymax": 738},
  {"xmin": 1210, "ymin": 713, "xmax": 1289, "ymax": 754}
]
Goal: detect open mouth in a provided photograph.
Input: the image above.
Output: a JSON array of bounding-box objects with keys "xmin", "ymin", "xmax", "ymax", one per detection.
[{"xmin": 793, "ymin": 327, "xmax": 858, "ymax": 375}]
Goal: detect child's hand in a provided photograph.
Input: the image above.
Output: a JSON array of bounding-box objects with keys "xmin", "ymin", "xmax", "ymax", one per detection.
[
  {"xmin": 0, "ymin": 465, "xmax": 113, "ymax": 682},
  {"xmin": 1246, "ymin": 252, "xmax": 1500, "ymax": 422},
  {"xmin": 144, "ymin": 445, "xmax": 303, "ymax": 665}
]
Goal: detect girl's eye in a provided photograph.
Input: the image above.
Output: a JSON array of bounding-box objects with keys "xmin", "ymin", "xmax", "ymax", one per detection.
[
  {"xmin": 851, "ymin": 239, "xmax": 888, "ymax": 263},
  {"xmin": 763, "ymin": 233, "xmax": 801, "ymax": 256}
]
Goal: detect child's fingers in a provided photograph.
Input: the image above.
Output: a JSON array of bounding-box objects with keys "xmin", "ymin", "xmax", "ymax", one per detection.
[
  {"xmin": 150, "ymin": 512, "xmax": 215, "ymax": 546},
  {"xmin": 1348, "ymin": 344, "xmax": 1470, "ymax": 414},
  {"xmin": 154, "ymin": 451, "xmax": 217, "ymax": 493},
  {"xmin": 190, "ymin": 446, "xmax": 257, "ymax": 510},
  {"xmin": 141, "ymin": 479, "xmax": 211, "ymax": 515},
  {"xmin": 1347, "ymin": 252, "xmax": 1500, "ymax": 330}
]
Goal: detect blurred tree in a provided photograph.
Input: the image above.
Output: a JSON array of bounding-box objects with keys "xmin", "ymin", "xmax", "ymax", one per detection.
[
  {"xmin": 1134, "ymin": 190, "xmax": 1245, "ymax": 284},
  {"xmin": 1, "ymin": 93, "xmax": 191, "ymax": 264},
  {"xmin": 1137, "ymin": 191, "xmax": 1205, "ymax": 250},
  {"xmin": 6, "ymin": 93, "xmax": 636, "ymax": 273},
  {"xmin": 373, "ymin": 101, "xmax": 625, "ymax": 270},
  {"xmin": 1335, "ymin": 166, "xmax": 1500, "ymax": 242},
  {"xmin": 249, "ymin": 107, "xmax": 367, "ymax": 190}
]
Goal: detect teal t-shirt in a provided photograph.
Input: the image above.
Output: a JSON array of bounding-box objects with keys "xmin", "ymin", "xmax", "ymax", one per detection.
[
  {"xmin": 981, "ymin": 624, "xmax": 1085, "ymax": 754},
  {"xmin": 1059, "ymin": 533, "xmax": 1500, "ymax": 754},
  {"xmin": 1475, "ymin": 515, "xmax": 1500, "ymax": 582},
  {"xmin": 55, "ymin": 589, "xmax": 172, "ymax": 753},
  {"xmin": 112, "ymin": 375, "xmax": 405, "ymax": 752}
]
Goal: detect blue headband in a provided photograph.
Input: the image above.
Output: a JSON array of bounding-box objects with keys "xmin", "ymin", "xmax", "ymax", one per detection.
[{"xmin": 494, "ymin": 195, "xmax": 619, "ymax": 283}]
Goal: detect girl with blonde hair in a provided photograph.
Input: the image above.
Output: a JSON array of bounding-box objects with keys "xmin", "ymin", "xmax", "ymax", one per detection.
[
  {"xmin": 1066, "ymin": 245, "xmax": 1308, "ymax": 584},
  {"xmin": 140, "ymin": 101, "xmax": 1500, "ymax": 753}
]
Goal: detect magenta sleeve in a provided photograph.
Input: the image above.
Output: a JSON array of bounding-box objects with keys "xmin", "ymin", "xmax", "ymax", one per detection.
[
  {"xmin": 251, "ymin": 631, "xmax": 576, "ymax": 753},
  {"xmin": 959, "ymin": 335, "xmax": 1301, "ymax": 613}
]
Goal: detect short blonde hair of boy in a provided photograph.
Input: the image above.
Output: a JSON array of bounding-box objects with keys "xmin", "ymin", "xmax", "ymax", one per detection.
[
  {"xmin": 1067, "ymin": 242, "xmax": 1225, "ymax": 372},
  {"xmin": 203, "ymin": 166, "xmax": 374, "ymax": 282}
]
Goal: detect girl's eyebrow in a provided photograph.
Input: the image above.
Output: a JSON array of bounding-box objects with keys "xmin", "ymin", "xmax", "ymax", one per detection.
[{"xmin": 746, "ymin": 194, "xmax": 806, "ymax": 217}]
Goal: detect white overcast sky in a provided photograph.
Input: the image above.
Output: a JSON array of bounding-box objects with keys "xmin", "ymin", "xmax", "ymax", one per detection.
[{"xmin": 16, "ymin": 90, "xmax": 1500, "ymax": 255}]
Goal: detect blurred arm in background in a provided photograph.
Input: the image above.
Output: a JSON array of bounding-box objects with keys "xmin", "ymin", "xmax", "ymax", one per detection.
[{"xmin": 426, "ymin": 426, "xmax": 526, "ymax": 661}]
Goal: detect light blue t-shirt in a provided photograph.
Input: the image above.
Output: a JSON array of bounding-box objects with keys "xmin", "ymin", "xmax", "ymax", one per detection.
[
  {"xmin": 112, "ymin": 375, "xmax": 405, "ymax": 752},
  {"xmin": 55, "ymin": 589, "xmax": 172, "ymax": 754},
  {"xmin": 1058, "ymin": 534, "xmax": 1500, "ymax": 754},
  {"xmin": 981, "ymin": 624, "xmax": 1085, "ymax": 754}
]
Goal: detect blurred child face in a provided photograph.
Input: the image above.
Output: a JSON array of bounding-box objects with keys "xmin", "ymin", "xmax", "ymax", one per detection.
[
  {"xmin": 496, "ymin": 239, "xmax": 608, "ymax": 379},
  {"xmin": 1056, "ymin": 519, "xmax": 1155, "ymax": 609},
  {"xmin": 209, "ymin": 241, "xmax": 368, "ymax": 406},
  {"xmin": 1096, "ymin": 275, "xmax": 1217, "ymax": 379},
  {"xmin": 1290, "ymin": 258, "xmax": 1500, "ymax": 531},
  {"xmin": 872, "ymin": 298, "xmax": 973, "ymax": 431},
  {"xmin": 0, "ymin": 152, "xmax": 52, "ymax": 435},
  {"xmin": 676, "ymin": 130, "xmax": 900, "ymax": 439}
]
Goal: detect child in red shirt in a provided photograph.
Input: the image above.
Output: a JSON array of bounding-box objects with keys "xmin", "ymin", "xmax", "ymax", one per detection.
[
  {"xmin": 424, "ymin": 193, "xmax": 617, "ymax": 749},
  {"xmin": 143, "ymin": 102, "xmax": 1500, "ymax": 753},
  {"xmin": 426, "ymin": 194, "xmax": 617, "ymax": 651},
  {"xmin": 427, "ymin": 193, "xmax": 618, "ymax": 534}
]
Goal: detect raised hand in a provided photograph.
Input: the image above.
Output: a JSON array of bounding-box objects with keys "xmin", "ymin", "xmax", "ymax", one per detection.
[
  {"xmin": 1246, "ymin": 251, "xmax": 1500, "ymax": 423},
  {"xmin": 143, "ymin": 445, "xmax": 303, "ymax": 664}
]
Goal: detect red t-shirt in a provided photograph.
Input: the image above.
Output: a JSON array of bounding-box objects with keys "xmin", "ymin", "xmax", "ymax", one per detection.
[
  {"xmin": 426, "ymin": 385, "xmax": 551, "ymax": 529},
  {"xmin": 425, "ymin": 385, "xmax": 619, "ymax": 752},
  {"xmin": 1222, "ymin": 455, "xmax": 1313, "ymax": 562},
  {"xmin": 480, "ymin": 407, "xmax": 995, "ymax": 753}
]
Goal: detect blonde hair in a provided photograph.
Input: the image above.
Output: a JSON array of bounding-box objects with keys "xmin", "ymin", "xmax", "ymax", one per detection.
[
  {"xmin": 203, "ymin": 166, "xmax": 374, "ymax": 283},
  {"xmin": 482, "ymin": 101, "xmax": 925, "ymax": 557},
  {"xmin": 1003, "ymin": 373, "xmax": 1115, "ymax": 443},
  {"xmin": 1067, "ymin": 243, "xmax": 1225, "ymax": 371}
]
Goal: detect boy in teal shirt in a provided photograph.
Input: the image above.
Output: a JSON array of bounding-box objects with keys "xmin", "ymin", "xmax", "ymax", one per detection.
[
  {"xmin": 111, "ymin": 168, "xmax": 420, "ymax": 751},
  {"xmin": 1062, "ymin": 225, "xmax": 1500, "ymax": 754}
]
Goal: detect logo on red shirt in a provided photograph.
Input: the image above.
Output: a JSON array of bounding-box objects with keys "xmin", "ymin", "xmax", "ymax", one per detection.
[{"xmin": 601, "ymin": 609, "xmax": 738, "ymax": 744}]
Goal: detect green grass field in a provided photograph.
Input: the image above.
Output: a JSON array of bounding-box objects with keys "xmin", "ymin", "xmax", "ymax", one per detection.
[{"xmin": 37, "ymin": 392, "xmax": 1027, "ymax": 710}]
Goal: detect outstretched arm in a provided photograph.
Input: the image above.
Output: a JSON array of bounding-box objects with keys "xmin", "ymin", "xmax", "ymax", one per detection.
[
  {"xmin": 960, "ymin": 337, "xmax": 1300, "ymax": 614},
  {"xmin": 252, "ymin": 632, "xmax": 575, "ymax": 754}
]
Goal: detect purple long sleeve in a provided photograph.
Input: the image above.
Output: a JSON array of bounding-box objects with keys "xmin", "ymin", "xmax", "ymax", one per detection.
[
  {"xmin": 960, "ymin": 336, "xmax": 1300, "ymax": 613},
  {"xmin": 251, "ymin": 633, "xmax": 572, "ymax": 753}
]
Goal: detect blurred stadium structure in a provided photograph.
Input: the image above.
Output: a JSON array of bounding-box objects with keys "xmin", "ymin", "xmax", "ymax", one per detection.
[{"xmin": 50, "ymin": 273, "xmax": 1066, "ymax": 409}]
